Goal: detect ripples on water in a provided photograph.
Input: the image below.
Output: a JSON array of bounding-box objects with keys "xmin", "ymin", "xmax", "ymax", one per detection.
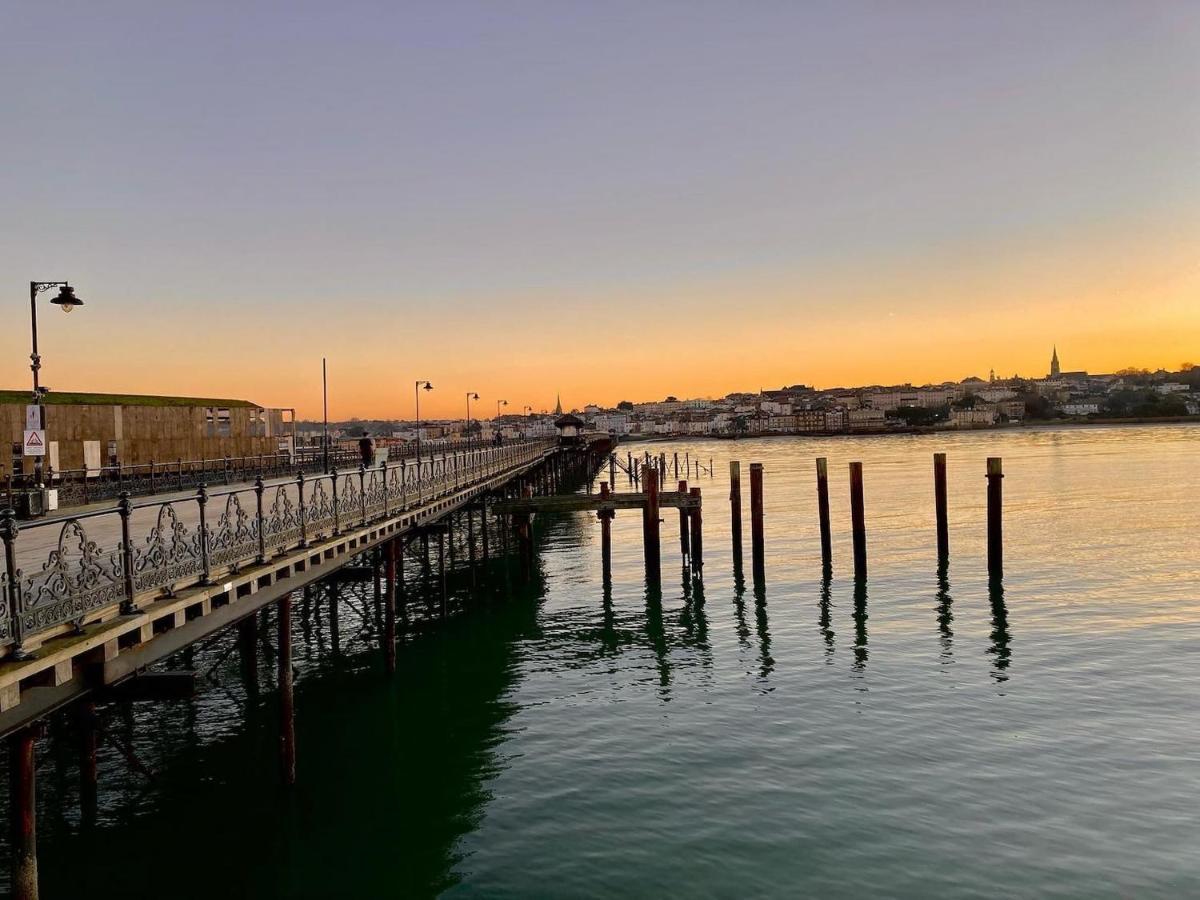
[{"xmin": 18, "ymin": 425, "xmax": 1200, "ymax": 898}]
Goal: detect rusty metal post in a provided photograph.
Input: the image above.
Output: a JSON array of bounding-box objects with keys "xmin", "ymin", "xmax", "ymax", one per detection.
[
  {"xmin": 9, "ymin": 726, "xmax": 38, "ymax": 900},
  {"xmin": 729, "ymin": 461, "xmax": 743, "ymax": 567},
  {"xmin": 641, "ymin": 464, "xmax": 661, "ymax": 586},
  {"xmin": 384, "ymin": 539, "xmax": 397, "ymax": 674},
  {"xmin": 987, "ymin": 457, "xmax": 1003, "ymax": 579},
  {"xmin": 816, "ymin": 458, "xmax": 832, "ymax": 572},
  {"xmin": 749, "ymin": 463, "xmax": 765, "ymax": 585},
  {"xmin": 934, "ymin": 452, "xmax": 949, "ymax": 563},
  {"xmin": 688, "ymin": 486, "xmax": 703, "ymax": 574},
  {"xmin": 677, "ymin": 479, "xmax": 690, "ymax": 561},
  {"xmin": 278, "ymin": 592, "xmax": 295, "ymax": 785},
  {"xmin": 849, "ymin": 462, "xmax": 867, "ymax": 580}
]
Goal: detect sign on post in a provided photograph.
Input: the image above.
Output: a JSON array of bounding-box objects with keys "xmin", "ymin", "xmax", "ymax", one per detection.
[
  {"xmin": 25, "ymin": 405, "xmax": 41, "ymax": 431},
  {"xmin": 23, "ymin": 430, "xmax": 47, "ymax": 457}
]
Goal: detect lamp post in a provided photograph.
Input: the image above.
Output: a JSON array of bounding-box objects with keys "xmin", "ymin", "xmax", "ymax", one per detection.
[
  {"xmin": 522, "ymin": 405, "xmax": 533, "ymax": 440},
  {"xmin": 495, "ymin": 399, "xmax": 508, "ymax": 443},
  {"xmin": 28, "ymin": 281, "xmax": 83, "ymax": 488},
  {"xmin": 321, "ymin": 358, "xmax": 329, "ymax": 473},
  {"xmin": 465, "ymin": 392, "xmax": 479, "ymax": 448},
  {"xmin": 414, "ymin": 381, "xmax": 433, "ymax": 465}
]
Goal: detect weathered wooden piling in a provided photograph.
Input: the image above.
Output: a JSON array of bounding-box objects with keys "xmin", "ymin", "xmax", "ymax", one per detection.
[
  {"xmin": 598, "ymin": 481, "xmax": 614, "ymax": 584},
  {"xmin": 9, "ymin": 727, "xmax": 38, "ymax": 900},
  {"xmin": 688, "ymin": 486, "xmax": 703, "ymax": 573},
  {"xmin": 816, "ymin": 458, "xmax": 832, "ymax": 571},
  {"xmin": 77, "ymin": 702, "xmax": 97, "ymax": 827},
  {"xmin": 749, "ymin": 463, "xmax": 765, "ymax": 585},
  {"xmin": 934, "ymin": 452, "xmax": 949, "ymax": 563},
  {"xmin": 384, "ymin": 539, "xmax": 397, "ymax": 674},
  {"xmin": 987, "ymin": 457, "xmax": 1003, "ymax": 578},
  {"xmin": 642, "ymin": 464, "xmax": 661, "ymax": 585},
  {"xmin": 849, "ymin": 461, "xmax": 867, "ymax": 580},
  {"xmin": 729, "ymin": 461, "xmax": 743, "ymax": 566},
  {"xmin": 277, "ymin": 592, "xmax": 295, "ymax": 785},
  {"xmin": 237, "ymin": 613, "xmax": 258, "ymax": 684},
  {"xmin": 516, "ymin": 485, "xmax": 534, "ymax": 581},
  {"xmin": 678, "ymin": 480, "xmax": 690, "ymax": 560}
]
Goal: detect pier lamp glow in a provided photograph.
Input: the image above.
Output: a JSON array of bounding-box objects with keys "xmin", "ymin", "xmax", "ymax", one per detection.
[
  {"xmin": 28, "ymin": 281, "xmax": 85, "ymax": 488},
  {"xmin": 465, "ymin": 392, "xmax": 480, "ymax": 447},
  {"xmin": 414, "ymin": 380, "xmax": 433, "ymax": 465}
]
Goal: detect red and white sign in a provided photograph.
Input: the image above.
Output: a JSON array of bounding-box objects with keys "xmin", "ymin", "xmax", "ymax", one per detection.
[{"xmin": 23, "ymin": 430, "xmax": 46, "ymax": 457}]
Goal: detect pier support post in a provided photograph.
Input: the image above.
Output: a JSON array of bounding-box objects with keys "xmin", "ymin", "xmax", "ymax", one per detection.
[
  {"xmin": 598, "ymin": 482, "xmax": 614, "ymax": 586},
  {"xmin": 278, "ymin": 592, "xmax": 295, "ymax": 785},
  {"xmin": 237, "ymin": 613, "xmax": 258, "ymax": 687},
  {"xmin": 516, "ymin": 486, "xmax": 533, "ymax": 582},
  {"xmin": 78, "ymin": 702, "xmax": 97, "ymax": 827},
  {"xmin": 729, "ymin": 461, "xmax": 743, "ymax": 567},
  {"xmin": 677, "ymin": 480, "xmax": 690, "ymax": 561},
  {"xmin": 384, "ymin": 539, "xmax": 397, "ymax": 674},
  {"xmin": 987, "ymin": 457, "xmax": 1003, "ymax": 579},
  {"xmin": 849, "ymin": 462, "xmax": 867, "ymax": 580},
  {"xmin": 688, "ymin": 487, "xmax": 703, "ymax": 575},
  {"xmin": 749, "ymin": 463, "xmax": 765, "ymax": 586},
  {"xmin": 934, "ymin": 453, "xmax": 949, "ymax": 563},
  {"xmin": 641, "ymin": 465, "xmax": 661, "ymax": 586},
  {"xmin": 438, "ymin": 529, "xmax": 447, "ymax": 614},
  {"xmin": 816, "ymin": 458, "xmax": 832, "ymax": 572},
  {"xmin": 9, "ymin": 726, "xmax": 38, "ymax": 900}
]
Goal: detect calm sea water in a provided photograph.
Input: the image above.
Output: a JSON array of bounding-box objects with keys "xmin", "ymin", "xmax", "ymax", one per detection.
[{"xmin": 22, "ymin": 425, "xmax": 1200, "ymax": 898}]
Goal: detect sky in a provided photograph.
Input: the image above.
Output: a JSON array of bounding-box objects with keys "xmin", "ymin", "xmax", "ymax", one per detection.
[{"xmin": 3, "ymin": 0, "xmax": 1197, "ymax": 419}]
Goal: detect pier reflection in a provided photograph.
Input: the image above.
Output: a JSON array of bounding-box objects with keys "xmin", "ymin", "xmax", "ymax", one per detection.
[
  {"xmin": 731, "ymin": 563, "xmax": 752, "ymax": 650},
  {"xmin": 988, "ymin": 576, "xmax": 1012, "ymax": 682},
  {"xmin": 818, "ymin": 574, "xmax": 835, "ymax": 661},
  {"xmin": 935, "ymin": 561, "xmax": 953, "ymax": 664},
  {"xmin": 852, "ymin": 578, "xmax": 869, "ymax": 671},
  {"xmin": 753, "ymin": 581, "xmax": 774, "ymax": 681}
]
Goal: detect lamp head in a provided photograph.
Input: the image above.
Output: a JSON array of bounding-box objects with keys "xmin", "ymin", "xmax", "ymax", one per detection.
[{"xmin": 51, "ymin": 285, "xmax": 83, "ymax": 313}]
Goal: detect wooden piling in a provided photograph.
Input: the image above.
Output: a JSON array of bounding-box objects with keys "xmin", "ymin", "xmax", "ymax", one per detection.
[
  {"xmin": 934, "ymin": 452, "xmax": 949, "ymax": 563},
  {"xmin": 384, "ymin": 539, "xmax": 397, "ymax": 674},
  {"xmin": 78, "ymin": 702, "xmax": 97, "ymax": 827},
  {"xmin": 987, "ymin": 457, "xmax": 1003, "ymax": 578},
  {"xmin": 516, "ymin": 485, "xmax": 534, "ymax": 581},
  {"xmin": 749, "ymin": 462, "xmax": 765, "ymax": 585},
  {"xmin": 278, "ymin": 592, "xmax": 295, "ymax": 785},
  {"xmin": 729, "ymin": 461, "xmax": 743, "ymax": 566},
  {"xmin": 598, "ymin": 481, "xmax": 614, "ymax": 585},
  {"xmin": 688, "ymin": 487, "xmax": 703, "ymax": 573},
  {"xmin": 642, "ymin": 464, "xmax": 661, "ymax": 585},
  {"xmin": 9, "ymin": 727, "xmax": 37, "ymax": 900},
  {"xmin": 237, "ymin": 613, "xmax": 258, "ymax": 685},
  {"xmin": 677, "ymin": 479, "xmax": 690, "ymax": 560},
  {"xmin": 816, "ymin": 458, "xmax": 832, "ymax": 571},
  {"xmin": 849, "ymin": 462, "xmax": 867, "ymax": 580}
]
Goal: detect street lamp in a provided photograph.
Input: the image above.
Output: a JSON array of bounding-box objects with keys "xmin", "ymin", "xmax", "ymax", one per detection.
[
  {"xmin": 28, "ymin": 281, "xmax": 84, "ymax": 487},
  {"xmin": 465, "ymin": 392, "xmax": 479, "ymax": 447},
  {"xmin": 522, "ymin": 405, "xmax": 533, "ymax": 440},
  {"xmin": 414, "ymin": 380, "xmax": 433, "ymax": 464},
  {"xmin": 495, "ymin": 399, "xmax": 508, "ymax": 445}
]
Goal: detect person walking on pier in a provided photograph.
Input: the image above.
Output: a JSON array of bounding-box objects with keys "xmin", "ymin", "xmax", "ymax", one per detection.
[{"xmin": 358, "ymin": 431, "xmax": 375, "ymax": 467}]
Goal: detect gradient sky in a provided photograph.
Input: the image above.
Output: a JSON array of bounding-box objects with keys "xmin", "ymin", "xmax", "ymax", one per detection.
[{"xmin": 3, "ymin": 1, "xmax": 1198, "ymax": 419}]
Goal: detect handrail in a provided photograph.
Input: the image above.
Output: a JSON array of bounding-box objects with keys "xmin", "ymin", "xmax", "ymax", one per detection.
[{"xmin": 0, "ymin": 438, "xmax": 555, "ymax": 658}]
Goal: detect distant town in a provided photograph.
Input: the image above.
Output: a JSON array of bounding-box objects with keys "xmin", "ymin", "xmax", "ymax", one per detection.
[{"xmin": 302, "ymin": 350, "xmax": 1200, "ymax": 448}]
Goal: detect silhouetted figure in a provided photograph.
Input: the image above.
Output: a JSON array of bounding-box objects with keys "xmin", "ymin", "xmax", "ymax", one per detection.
[{"xmin": 358, "ymin": 430, "xmax": 375, "ymax": 467}]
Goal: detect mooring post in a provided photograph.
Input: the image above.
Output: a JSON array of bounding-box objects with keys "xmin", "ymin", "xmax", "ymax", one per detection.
[
  {"xmin": 849, "ymin": 461, "xmax": 867, "ymax": 580},
  {"xmin": 677, "ymin": 479, "xmax": 690, "ymax": 561},
  {"xmin": 729, "ymin": 461, "xmax": 743, "ymax": 566},
  {"xmin": 278, "ymin": 592, "xmax": 295, "ymax": 785},
  {"xmin": 9, "ymin": 726, "xmax": 37, "ymax": 900},
  {"xmin": 609, "ymin": 454, "xmax": 616, "ymax": 488},
  {"xmin": 934, "ymin": 452, "xmax": 949, "ymax": 563},
  {"xmin": 749, "ymin": 462, "xmax": 765, "ymax": 585},
  {"xmin": 599, "ymin": 481, "xmax": 614, "ymax": 585},
  {"xmin": 685, "ymin": 452, "xmax": 690, "ymax": 479},
  {"xmin": 688, "ymin": 486, "xmax": 703, "ymax": 574},
  {"xmin": 642, "ymin": 464, "xmax": 661, "ymax": 586},
  {"xmin": 384, "ymin": 539, "xmax": 397, "ymax": 674},
  {"xmin": 987, "ymin": 457, "xmax": 1003, "ymax": 579},
  {"xmin": 816, "ymin": 458, "xmax": 832, "ymax": 572}
]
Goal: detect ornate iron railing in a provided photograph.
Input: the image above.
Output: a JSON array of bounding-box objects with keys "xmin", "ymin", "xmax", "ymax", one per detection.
[{"xmin": 0, "ymin": 439, "xmax": 554, "ymax": 658}]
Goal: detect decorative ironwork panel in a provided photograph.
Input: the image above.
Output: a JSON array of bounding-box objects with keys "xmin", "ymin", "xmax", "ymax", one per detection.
[
  {"xmin": 338, "ymin": 473, "xmax": 361, "ymax": 523},
  {"xmin": 364, "ymin": 471, "xmax": 386, "ymax": 518},
  {"xmin": 18, "ymin": 519, "xmax": 125, "ymax": 634},
  {"xmin": 0, "ymin": 571, "xmax": 14, "ymax": 647},
  {"xmin": 264, "ymin": 486, "xmax": 302, "ymax": 553},
  {"xmin": 132, "ymin": 503, "xmax": 205, "ymax": 594},
  {"xmin": 208, "ymin": 493, "xmax": 260, "ymax": 572},
  {"xmin": 386, "ymin": 467, "xmax": 405, "ymax": 510},
  {"xmin": 307, "ymin": 479, "xmax": 335, "ymax": 539}
]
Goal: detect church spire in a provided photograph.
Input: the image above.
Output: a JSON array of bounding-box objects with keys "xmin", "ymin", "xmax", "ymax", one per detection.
[
  {"xmin": 554, "ymin": 393, "xmax": 562, "ymax": 416},
  {"xmin": 1050, "ymin": 345, "xmax": 1061, "ymax": 378}
]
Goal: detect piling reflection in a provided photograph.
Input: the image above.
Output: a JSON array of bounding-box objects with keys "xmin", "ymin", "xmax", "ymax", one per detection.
[
  {"xmin": 752, "ymin": 581, "xmax": 774, "ymax": 681},
  {"xmin": 935, "ymin": 561, "xmax": 953, "ymax": 664},
  {"xmin": 988, "ymin": 576, "xmax": 1012, "ymax": 682},
  {"xmin": 644, "ymin": 583, "xmax": 671, "ymax": 692},
  {"xmin": 731, "ymin": 564, "xmax": 751, "ymax": 650},
  {"xmin": 852, "ymin": 578, "xmax": 868, "ymax": 671},
  {"xmin": 818, "ymin": 574, "xmax": 835, "ymax": 661}
]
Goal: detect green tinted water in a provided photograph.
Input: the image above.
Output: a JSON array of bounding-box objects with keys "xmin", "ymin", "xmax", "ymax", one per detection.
[{"xmin": 26, "ymin": 426, "xmax": 1200, "ymax": 897}]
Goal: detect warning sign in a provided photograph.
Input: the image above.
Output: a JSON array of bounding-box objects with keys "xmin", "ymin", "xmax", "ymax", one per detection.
[{"xmin": 23, "ymin": 430, "xmax": 46, "ymax": 457}]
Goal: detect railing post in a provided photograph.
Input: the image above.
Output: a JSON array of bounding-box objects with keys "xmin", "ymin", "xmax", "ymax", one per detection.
[
  {"xmin": 381, "ymin": 461, "xmax": 389, "ymax": 518},
  {"xmin": 197, "ymin": 484, "xmax": 211, "ymax": 585},
  {"xmin": 297, "ymin": 472, "xmax": 308, "ymax": 548},
  {"xmin": 359, "ymin": 465, "xmax": 367, "ymax": 525},
  {"xmin": 254, "ymin": 475, "xmax": 267, "ymax": 563},
  {"xmin": 149, "ymin": 460, "xmax": 156, "ymax": 495},
  {"xmin": 400, "ymin": 459, "xmax": 407, "ymax": 510},
  {"xmin": 1, "ymin": 510, "xmax": 24, "ymax": 656},
  {"xmin": 118, "ymin": 491, "xmax": 137, "ymax": 613},
  {"xmin": 177, "ymin": 459, "xmax": 184, "ymax": 490},
  {"xmin": 224, "ymin": 456, "xmax": 231, "ymax": 485},
  {"xmin": 331, "ymin": 468, "xmax": 341, "ymax": 535}
]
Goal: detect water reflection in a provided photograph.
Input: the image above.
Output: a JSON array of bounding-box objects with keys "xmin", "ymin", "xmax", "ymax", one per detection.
[
  {"xmin": 988, "ymin": 576, "xmax": 1012, "ymax": 682},
  {"xmin": 752, "ymin": 581, "xmax": 774, "ymax": 681},
  {"xmin": 818, "ymin": 574, "xmax": 835, "ymax": 662},
  {"xmin": 644, "ymin": 584, "xmax": 671, "ymax": 692},
  {"xmin": 731, "ymin": 565, "xmax": 752, "ymax": 650},
  {"xmin": 935, "ymin": 561, "xmax": 953, "ymax": 665},
  {"xmin": 852, "ymin": 578, "xmax": 868, "ymax": 672}
]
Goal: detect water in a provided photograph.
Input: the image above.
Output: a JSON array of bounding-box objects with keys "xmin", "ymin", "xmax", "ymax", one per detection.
[{"xmin": 17, "ymin": 425, "xmax": 1200, "ymax": 898}]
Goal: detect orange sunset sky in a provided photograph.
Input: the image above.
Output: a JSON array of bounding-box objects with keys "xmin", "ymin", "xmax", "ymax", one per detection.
[{"xmin": 3, "ymin": 2, "xmax": 1197, "ymax": 420}]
